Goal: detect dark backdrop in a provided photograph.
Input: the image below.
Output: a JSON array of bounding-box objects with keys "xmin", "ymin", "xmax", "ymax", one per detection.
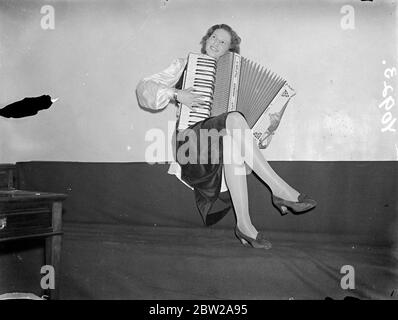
[{"xmin": 15, "ymin": 161, "xmax": 398, "ymax": 246}]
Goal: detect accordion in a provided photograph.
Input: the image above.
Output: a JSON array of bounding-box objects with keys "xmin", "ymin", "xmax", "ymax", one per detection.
[{"xmin": 177, "ymin": 52, "xmax": 296, "ymax": 148}]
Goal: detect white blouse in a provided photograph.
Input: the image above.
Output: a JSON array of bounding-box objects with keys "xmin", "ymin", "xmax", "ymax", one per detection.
[{"xmin": 136, "ymin": 58, "xmax": 229, "ymax": 192}]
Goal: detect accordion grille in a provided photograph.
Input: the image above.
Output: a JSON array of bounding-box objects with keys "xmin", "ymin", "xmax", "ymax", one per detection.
[
  {"xmin": 213, "ymin": 53, "xmax": 286, "ymax": 128},
  {"xmin": 212, "ymin": 53, "xmax": 232, "ymax": 116}
]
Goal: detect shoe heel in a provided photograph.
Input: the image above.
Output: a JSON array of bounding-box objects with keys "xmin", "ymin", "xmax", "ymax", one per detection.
[
  {"xmin": 239, "ymin": 238, "xmax": 249, "ymax": 246},
  {"xmin": 273, "ymin": 201, "xmax": 291, "ymax": 216},
  {"xmin": 235, "ymin": 231, "xmax": 249, "ymax": 246}
]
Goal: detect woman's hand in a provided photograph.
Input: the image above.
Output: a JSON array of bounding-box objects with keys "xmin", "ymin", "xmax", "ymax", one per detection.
[{"xmin": 176, "ymin": 87, "xmax": 207, "ymax": 110}]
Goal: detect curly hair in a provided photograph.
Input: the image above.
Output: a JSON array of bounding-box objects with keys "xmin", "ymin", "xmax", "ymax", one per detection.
[{"xmin": 200, "ymin": 24, "xmax": 241, "ymax": 55}]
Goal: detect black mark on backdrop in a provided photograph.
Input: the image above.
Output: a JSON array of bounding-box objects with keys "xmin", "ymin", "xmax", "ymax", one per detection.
[{"xmin": 0, "ymin": 95, "xmax": 56, "ymax": 118}]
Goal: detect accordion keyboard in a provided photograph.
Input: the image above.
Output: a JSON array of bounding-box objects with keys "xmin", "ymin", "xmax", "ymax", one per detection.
[{"xmin": 177, "ymin": 54, "xmax": 217, "ymax": 130}]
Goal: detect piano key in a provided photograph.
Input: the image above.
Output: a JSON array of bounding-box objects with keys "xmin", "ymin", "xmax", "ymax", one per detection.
[{"xmin": 196, "ymin": 68, "xmax": 216, "ymax": 75}]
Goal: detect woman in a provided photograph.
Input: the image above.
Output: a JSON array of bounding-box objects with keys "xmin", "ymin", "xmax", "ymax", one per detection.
[{"xmin": 136, "ymin": 24, "xmax": 316, "ymax": 249}]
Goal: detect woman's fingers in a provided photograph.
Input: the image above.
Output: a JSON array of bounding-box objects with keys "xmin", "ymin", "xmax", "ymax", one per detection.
[
  {"xmin": 185, "ymin": 102, "xmax": 205, "ymax": 111},
  {"xmin": 186, "ymin": 87, "xmax": 196, "ymax": 94},
  {"xmin": 193, "ymin": 97, "xmax": 205, "ymax": 104},
  {"xmin": 181, "ymin": 88, "xmax": 210, "ymax": 111}
]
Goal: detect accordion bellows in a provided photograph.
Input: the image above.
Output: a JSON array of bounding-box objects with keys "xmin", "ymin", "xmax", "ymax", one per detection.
[{"xmin": 177, "ymin": 52, "xmax": 296, "ymax": 147}]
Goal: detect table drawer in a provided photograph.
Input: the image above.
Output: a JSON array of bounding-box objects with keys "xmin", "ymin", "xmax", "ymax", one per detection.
[{"xmin": 0, "ymin": 207, "xmax": 52, "ymax": 238}]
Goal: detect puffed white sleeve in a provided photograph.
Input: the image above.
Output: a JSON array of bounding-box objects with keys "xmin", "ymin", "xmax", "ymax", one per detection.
[{"xmin": 136, "ymin": 58, "xmax": 186, "ymax": 111}]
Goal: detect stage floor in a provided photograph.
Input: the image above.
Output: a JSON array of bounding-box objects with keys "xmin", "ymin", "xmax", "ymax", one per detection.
[
  {"xmin": 1, "ymin": 222, "xmax": 397, "ymax": 299},
  {"xmin": 55, "ymin": 223, "xmax": 398, "ymax": 300}
]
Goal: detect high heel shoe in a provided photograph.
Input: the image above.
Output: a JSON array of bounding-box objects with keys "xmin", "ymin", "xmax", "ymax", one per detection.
[
  {"xmin": 234, "ymin": 227, "xmax": 272, "ymax": 249},
  {"xmin": 272, "ymin": 193, "xmax": 317, "ymax": 216}
]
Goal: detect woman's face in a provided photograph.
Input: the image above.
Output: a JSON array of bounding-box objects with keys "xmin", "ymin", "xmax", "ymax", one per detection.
[{"xmin": 205, "ymin": 28, "xmax": 232, "ymax": 60}]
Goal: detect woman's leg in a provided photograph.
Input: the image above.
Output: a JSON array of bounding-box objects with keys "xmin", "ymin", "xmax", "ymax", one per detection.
[
  {"xmin": 225, "ymin": 112, "xmax": 300, "ymax": 202},
  {"xmin": 222, "ymin": 136, "xmax": 258, "ymax": 239}
]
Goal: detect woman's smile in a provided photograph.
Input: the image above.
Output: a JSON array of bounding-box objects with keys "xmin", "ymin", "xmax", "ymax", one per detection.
[{"xmin": 210, "ymin": 45, "xmax": 218, "ymax": 51}]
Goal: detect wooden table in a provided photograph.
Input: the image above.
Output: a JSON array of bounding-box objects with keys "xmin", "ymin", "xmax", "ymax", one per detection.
[{"xmin": 0, "ymin": 190, "xmax": 67, "ymax": 299}]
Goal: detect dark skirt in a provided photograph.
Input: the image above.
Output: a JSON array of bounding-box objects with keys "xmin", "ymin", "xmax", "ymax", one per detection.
[{"xmin": 174, "ymin": 112, "xmax": 233, "ymax": 226}]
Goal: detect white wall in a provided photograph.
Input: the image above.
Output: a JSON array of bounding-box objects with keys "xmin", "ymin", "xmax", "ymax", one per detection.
[{"xmin": 0, "ymin": 0, "xmax": 397, "ymax": 162}]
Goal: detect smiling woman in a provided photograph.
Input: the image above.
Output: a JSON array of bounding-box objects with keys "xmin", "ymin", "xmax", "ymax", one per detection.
[
  {"xmin": 200, "ymin": 24, "xmax": 241, "ymax": 59},
  {"xmin": 205, "ymin": 29, "xmax": 231, "ymax": 58},
  {"xmin": 136, "ymin": 23, "xmax": 317, "ymax": 250}
]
